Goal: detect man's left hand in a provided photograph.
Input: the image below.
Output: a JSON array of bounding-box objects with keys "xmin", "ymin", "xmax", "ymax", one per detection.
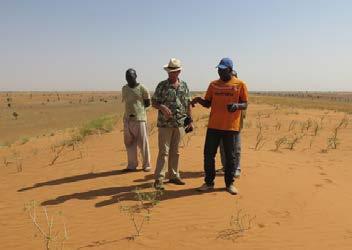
[
  {"xmin": 185, "ymin": 123, "xmax": 193, "ymax": 133},
  {"xmin": 227, "ymin": 103, "xmax": 239, "ymax": 112}
]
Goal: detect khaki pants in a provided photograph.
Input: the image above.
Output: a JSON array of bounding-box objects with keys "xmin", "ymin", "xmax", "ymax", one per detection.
[
  {"xmin": 123, "ymin": 118, "xmax": 151, "ymax": 170},
  {"xmin": 154, "ymin": 127, "xmax": 185, "ymax": 181}
]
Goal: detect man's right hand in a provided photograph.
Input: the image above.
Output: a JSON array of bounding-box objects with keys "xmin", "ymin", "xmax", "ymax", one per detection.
[
  {"xmin": 191, "ymin": 97, "xmax": 202, "ymax": 107},
  {"xmin": 159, "ymin": 104, "xmax": 172, "ymax": 119}
]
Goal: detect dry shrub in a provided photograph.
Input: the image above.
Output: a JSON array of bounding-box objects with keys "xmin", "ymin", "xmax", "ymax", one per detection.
[
  {"xmin": 119, "ymin": 187, "xmax": 163, "ymax": 239},
  {"xmin": 24, "ymin": 200, "xmax": 68, "ymax": 250},
  {"xmin": 217, "ymin": 204, "xmax": 255, "ymax": 241}
]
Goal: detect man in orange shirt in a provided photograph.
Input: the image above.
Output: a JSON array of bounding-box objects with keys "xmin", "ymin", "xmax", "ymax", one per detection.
[{"xmin": 192, "ymin": 58, "xmax": 248, "ymax": 195}]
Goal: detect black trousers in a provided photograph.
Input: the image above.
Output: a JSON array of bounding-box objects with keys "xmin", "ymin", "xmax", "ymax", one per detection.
[{"xmin": 203, "ymin": 128, "xmax": 240, "ymax": 187}]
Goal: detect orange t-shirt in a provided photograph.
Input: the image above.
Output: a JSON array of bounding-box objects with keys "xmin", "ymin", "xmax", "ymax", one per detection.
[{"xmin": 204, "ymin": 77, "xmax": 248, "ymax": 131}]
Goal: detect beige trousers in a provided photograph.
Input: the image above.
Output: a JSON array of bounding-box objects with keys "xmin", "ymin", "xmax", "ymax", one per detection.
[
  {"xmin": 154, "ymin": 127, "xmax": 185, "ymax": 180},
  {"xmin": 123, "ymin": 118, "xmax": 151, "ymax": 170}
]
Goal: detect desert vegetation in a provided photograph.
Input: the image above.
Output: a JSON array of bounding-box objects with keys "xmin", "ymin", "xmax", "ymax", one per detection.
[
  {"xmin": 217, "ymin": 203, "xmax": 256, "ymax": 241},
  {"xmin": 1, "ymin": 91, "xmax": 352, "ymax": 249},
  {"xmin": 118, "ymin": 187, "xmax": 163, "ymax": 239},
  {"xmin": 24, "ymin": 200, "xmax": 68, "ymax": 250}
]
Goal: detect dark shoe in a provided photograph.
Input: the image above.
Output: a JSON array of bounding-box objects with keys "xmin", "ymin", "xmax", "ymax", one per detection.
[
  {"xmin": 197, "ymin": 183, "xmax": 214, "ymax": 192},
  {"xmin": 168, "ymin": 178, "xmax": 186, "ymax": 185},
  {"xmin": 122, "ymin": 168, "xmax": 138, "ymax": 172},
  {"xmin": 154, "ymin": 180, "xmax": 165, "ymax": 190}
]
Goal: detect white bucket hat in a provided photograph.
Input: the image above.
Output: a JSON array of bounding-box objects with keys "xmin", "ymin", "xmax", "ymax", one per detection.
[{"xmin": 163, "ymin": 58, "xmax": 182, "ymax": 72}]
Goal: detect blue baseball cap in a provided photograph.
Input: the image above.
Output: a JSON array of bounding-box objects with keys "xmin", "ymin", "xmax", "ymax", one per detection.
[{"xmin": 216, "ymin": 57, "xmax": 234, "ymax": 69}]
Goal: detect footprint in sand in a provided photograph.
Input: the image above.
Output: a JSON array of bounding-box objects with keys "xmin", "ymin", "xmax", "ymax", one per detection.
[
  {"xmin": 257, "ymin": 223, "xmax": 265, "ymax": 228},
  {"xmin": 344, "ymin": 230, "xmax": 352, "ymax": 239},
  {"xmin": 316, "ymin": 166, "xmax": 324, "ymax": 170},
  {"xmin": 267, "ymin": 210, "xmax": 290, "ymax": 219},
  {"xmin": 323, "ymin": 178, "xmax": 334, "ymax": 184},
  {"xmin": 315, "ymin": 179, "xmax": 334, "ymax": 188}
]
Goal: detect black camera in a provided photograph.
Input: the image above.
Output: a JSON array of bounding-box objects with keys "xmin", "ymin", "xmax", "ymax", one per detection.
[{"xmin": 184, "ymin": 116, "xmax": 193, "ymax": 133}]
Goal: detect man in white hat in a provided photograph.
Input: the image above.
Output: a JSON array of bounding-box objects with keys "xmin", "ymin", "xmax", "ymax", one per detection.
[{"xmin": 152, "ymin": 58, "xmax": 193, "ymax": 190}]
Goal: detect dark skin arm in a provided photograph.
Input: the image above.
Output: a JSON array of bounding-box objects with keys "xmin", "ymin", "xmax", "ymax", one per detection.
[
  {"xmin": 192, "ymin": 96, "xmax": 247, "ymax": 111},
  {"xmin": 191, "ymin": 97, "xmax": 211, "ymax": 108},
  {"xmin": 144, "ymin": 99, "xmax": 151, "ymax": 108},
  {"xmin": 227, "ymin": 101, "xmax": 248, "ymax": 112}
]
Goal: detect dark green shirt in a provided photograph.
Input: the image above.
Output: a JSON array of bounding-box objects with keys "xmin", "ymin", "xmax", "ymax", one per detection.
[{"xmin": 152, "ymin": 79, "xmax": 191, "ymax": 128}]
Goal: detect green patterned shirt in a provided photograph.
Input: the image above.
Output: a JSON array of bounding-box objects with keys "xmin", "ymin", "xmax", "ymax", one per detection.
[{"xmin": 152, "ymin": 79, "xmax": 191, "ymax": 128}]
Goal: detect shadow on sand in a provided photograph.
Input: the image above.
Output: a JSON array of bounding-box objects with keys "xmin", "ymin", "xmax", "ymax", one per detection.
[
  {"xmin": 39, "ymin": 171, "xmax": 225, "ymax": 207},
  {"xmin": 18, "ymin": 169, "xmax": 141, "ymax": 192}
]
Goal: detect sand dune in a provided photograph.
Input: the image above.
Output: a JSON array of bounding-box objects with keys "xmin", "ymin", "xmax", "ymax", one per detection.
[{"xmin": 1, "ymin": 102, "xmax": 352, "ymax": 249}]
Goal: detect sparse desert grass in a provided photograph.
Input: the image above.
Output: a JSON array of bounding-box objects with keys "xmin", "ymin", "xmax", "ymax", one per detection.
[
  {"xmin": 47, "ymin": 115, "xmax": 117, "ymax": 166},
  {"xmin": 19, "ymin": 136, "xmax": 30, "ymax": 145},
  {"xmin": 325, "ymin": 117, "xmax": 349, "ymax": 150},
  {"xmin": 288, "ymin": 120, "xmax": 297, "ymax": 131},
  {"xmin": 217, "ymin": 204, "xmax": 256, "ymax": 241},
  {"xmin": 0, "ymin": 92, "xmax": 123, "ymax": 145},
  {"xmin": 79, "ymin": 115, "xmax": 117, "ymax": 138},
  {"xmin": 285, "ymin": 134, "xmax": 303, "ymax": 150},
  {"xmin": 254, "ymin": 118, "xmax": 265, "ymax": 150},
  {"xmin": 1, "ymin": 91, "xmax": 352, "ymax": 249},
  {"xmin": 2, "ymin": 156, "xmax": 10, "ymax": 167},
  {"xmin": 49, "ymin": 144, "xmax": 66, "ymax": 166},
  {"xmin": 273, "ymin": 136, "xmax": 287, "ymax": 152},
  {"xmin": 251, "ymin": 94, "xmax": 352, "ymax": 113},
  {"xmin": 9, "ymin": 150, "xmax": 23, "ymax": 172},
  {"xmin": 119, "ymin": 187, "xmax": 163, "ymax": 240},
  {"xmin": 24, "ymin": 200, "xmax": 68, "ymax": 250},
  {"xmin": 0, "ymin": 141, "xmax": 11, "ymax": 148},
  {"xmin": 273, "ymin": 120, "xmax": 281, "ymax": 131}
]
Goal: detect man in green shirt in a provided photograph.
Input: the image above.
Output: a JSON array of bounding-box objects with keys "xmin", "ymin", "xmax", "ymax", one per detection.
[
  {"xmin": 152, "ymin": 58, "xmax": 193, "ymax": 190},
  {"xmin": 122, "ymin": 68, "xmax": 151, "ymax": 172}
]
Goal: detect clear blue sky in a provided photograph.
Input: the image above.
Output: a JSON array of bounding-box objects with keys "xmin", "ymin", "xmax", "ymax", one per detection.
[{"xmin": 1, "ymin": 0, "xmax": 352, "ymax": 91}]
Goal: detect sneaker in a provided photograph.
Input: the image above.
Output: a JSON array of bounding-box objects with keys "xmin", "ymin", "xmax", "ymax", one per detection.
[
  {"xmin": 226, "ymin": 184, "xmax": 238, "ymax": 195},
  {"xmin": 234, "ymin": 169, "xmax": 241, "ymax": 179},
  {"xmin": 154, "ymin": 180, "xmax": 165, "ymax": 190},
  {"xmin": 168, "ymin": 178, "xmax": 185, "ymax": 185},
  {"xmin": 143, "ymin": 166, "xmax": 152, "ymax": 172},
  {"xmin": 197, "ymin": 183, "xmax": 214, "ymax": 192}
]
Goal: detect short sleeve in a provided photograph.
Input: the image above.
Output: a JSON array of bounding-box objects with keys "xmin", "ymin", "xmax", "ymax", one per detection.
[
  {"xmin": 141, "ymin": 84, "xmax": 150, "ymax": 99},
  {"xmin": 183, "ymin": 82, "xmax": 191, "ymax": 101},
  {"xmin": 121, "ymin": 86, "xmax": 126, "ymax": 102},
  {"xmin": 152, "ymin": 82, "xmax": 163, "ymax": 104},
  {"xmin": 204, "ymin": 83, "xmax": 213, "ymax": 101},
  {"xmin": 239, "ymin": 83, "xmax": 249, "ymax": 102}
]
